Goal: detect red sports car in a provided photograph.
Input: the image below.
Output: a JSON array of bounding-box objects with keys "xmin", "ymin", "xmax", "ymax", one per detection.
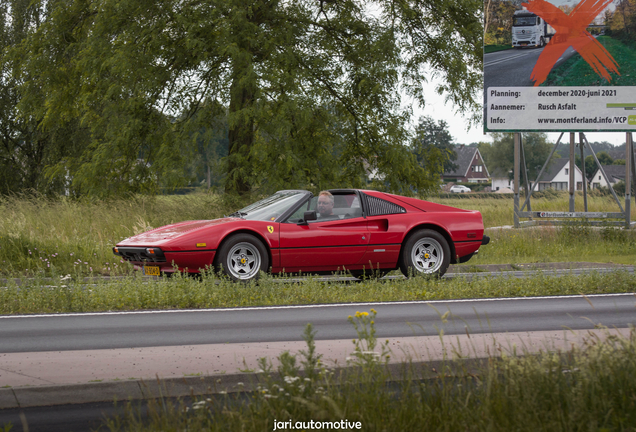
[{"xmin": 113, "ymin": 189, "xmax": 489, "ymax": 281}]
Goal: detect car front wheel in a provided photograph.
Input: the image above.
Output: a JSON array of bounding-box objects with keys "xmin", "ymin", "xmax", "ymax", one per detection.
[
  {"xmin": 400, "ymin": 229, "xmax": 450, "ymax": 278},
  {"xmin": 216, "ymin": 234, "xmax": 269, "ymax": 282}
]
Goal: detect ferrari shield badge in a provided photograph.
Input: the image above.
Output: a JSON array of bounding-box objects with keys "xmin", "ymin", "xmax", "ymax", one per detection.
[{"xmin": 267, "ymin": 226, "xmax": 274, "ymax": 234}]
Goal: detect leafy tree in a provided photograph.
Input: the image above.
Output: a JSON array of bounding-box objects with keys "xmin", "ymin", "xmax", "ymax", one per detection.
[
  {"xmin": 484, "ymin": 0, "xmax": 519, "ymax": 46},
  {"xmin": 479, "ymin": 132, "xmax": 553, "ymax": 186},
  {"xmin": 411, "ymin": 116, "xmax": 458, "ymax": 178},
  {"xmin": 179, "ymin": 100, "xmax": 229, "ymax": 190},
  {"xmin": 12, "ymin": 0, "xmax": 482, "ymax": 197},
  {"xmin": 575, "ymin": 155, "xmax": 599, "ymax": 182},
  {"xmin": 597, "ymin": 151, "xmax": 614, "ymax": 165},
  {"xmin": 0, "ymin": 0, "xmax": 75, "ymax": 195}
]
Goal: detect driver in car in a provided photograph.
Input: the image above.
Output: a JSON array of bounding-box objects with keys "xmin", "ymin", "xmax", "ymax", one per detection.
[{"xmin": 317, "ymin": 191, "xmax": 335, "ymax": 219}]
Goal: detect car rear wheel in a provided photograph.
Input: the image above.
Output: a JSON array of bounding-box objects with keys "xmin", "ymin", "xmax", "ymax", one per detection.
[
  {"xmin": 400, "ymin": 229, "xmax": 450, "ymax": 278},
  {"xmin": 216, "ymin": 234, "xmax": 269, "ymax": 282}
]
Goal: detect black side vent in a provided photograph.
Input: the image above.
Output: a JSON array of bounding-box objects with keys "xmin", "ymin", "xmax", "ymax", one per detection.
[{"xmin": 367, "ymin": 196, "xmax": 406, "ymax": 216}]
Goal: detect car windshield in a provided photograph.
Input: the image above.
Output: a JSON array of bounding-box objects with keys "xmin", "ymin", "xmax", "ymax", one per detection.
[{"xmin": 231, "ymin": 191, "xmax": 307, "ymax": 221}]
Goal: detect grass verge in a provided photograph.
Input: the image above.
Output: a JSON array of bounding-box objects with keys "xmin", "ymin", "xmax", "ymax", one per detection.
[
  {"xmin": 1, "ymin": 269, "xmax": 634, "ymax": 314},
  {"xmin": 470, "ymin": 223, "xmax": 636, "ymax": 265},
  {"xmin": 102, "ymin": 312, "xmax": 636, "ymax": 432},
  {"xmin": 484, "ymin": 44, "xmax": 513, "ymax": 53},
  {"xmin": 542, "ymin": 36, "xmax": 636, "ymax": 86}
]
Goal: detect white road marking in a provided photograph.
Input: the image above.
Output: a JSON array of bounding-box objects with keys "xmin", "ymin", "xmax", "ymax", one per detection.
[
  {"xmin": 1, "ymin": 293, "xmax": 633, "ymax": 319},
  {"xmin": 484, "ymin": 51, "xmax": 539, "ymax": 68}
]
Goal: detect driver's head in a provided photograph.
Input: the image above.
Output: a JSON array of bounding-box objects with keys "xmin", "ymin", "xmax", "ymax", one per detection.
[{"xmin": 317, "ymin": 191, "xmax": 334, "ymax": 216}]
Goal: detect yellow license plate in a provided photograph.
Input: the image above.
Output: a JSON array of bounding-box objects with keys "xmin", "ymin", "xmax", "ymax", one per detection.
[{"xmin": 143, "ymin": 265, "xmax": 161, "ymax": 276}]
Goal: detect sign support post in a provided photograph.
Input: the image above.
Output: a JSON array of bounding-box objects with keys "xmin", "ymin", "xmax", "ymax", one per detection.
[
  {"xmin": 569, "ymin": 133, "xmax": 575, "ymax": 212},
  {"xmin": 513, "ymin": 132, "xmax": 629, "ymax": 227},
  {"xmin": 579, "ymin": 133, "xmax": 588, "ymax": 212},
  {"xmin": 519, "ymin": 134, "xmax": 532, "ymax": 213},
  {"xmin": 627, "ymin": 132, "xmax": 632, "ymax": 229},
  {"xmin": 514, "ymin": 132, "xmax": 520, "ymax": 228}
]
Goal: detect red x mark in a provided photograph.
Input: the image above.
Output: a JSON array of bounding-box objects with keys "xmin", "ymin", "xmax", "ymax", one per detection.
[{"xmin": 523, "ymin": 0, "xmax": 619, "ymax": 86}]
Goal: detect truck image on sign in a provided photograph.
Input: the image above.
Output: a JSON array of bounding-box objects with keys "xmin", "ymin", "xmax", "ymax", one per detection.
[{"xmin": 512, "ymin": 9, "xmax": 555, "ymax": 48}]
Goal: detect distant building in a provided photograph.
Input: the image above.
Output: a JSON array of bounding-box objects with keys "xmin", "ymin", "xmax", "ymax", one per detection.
[
  {"xmin": 590, "ymin": 165, "xmax": 627, "ymax": 189},
  {"xmin": 534, "ymin": 158, "xmax": 583, "ymax": 191},
  {"xmin": 490, "ymin": 168, "xmax": 514, "ymax": 191},
  {"xmin": 442, "ymin": 145, "xmax": 490, "ymax": 183}
]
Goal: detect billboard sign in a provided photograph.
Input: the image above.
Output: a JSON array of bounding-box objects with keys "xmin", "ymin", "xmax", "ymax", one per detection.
[{"xmin": 484, "ymin": 0, "xmax": 636, "ymax": 132}]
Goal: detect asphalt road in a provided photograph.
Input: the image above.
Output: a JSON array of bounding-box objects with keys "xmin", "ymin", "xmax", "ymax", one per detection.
[
  {"xmin": 484, "ymin": 45, "xmax": 578, "ymax": 88},
  {"xmin": 2, "ymin": 293, "xmax": 635, "ymax": 354},
  {"xmin": 1, "ymin": 289, "xmax": 635, "ymax": 431}
]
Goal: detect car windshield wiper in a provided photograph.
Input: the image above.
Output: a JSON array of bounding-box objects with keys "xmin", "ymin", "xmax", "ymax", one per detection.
[{"xmin": 227, "ymin": 211, "xmax": 248, "ymax": 218}]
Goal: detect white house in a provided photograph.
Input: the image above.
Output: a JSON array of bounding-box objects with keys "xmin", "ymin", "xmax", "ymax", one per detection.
[
  {"xmin": 490, "ymin": 168, "xmax": 514, "ymax": 191},
  {"xmin": 591, "ymin": 165, "xmax": 626, "ymax": 189},
  {"xmin": 535, "ymin": 158, "xmax": 584, "ymax": 191}
]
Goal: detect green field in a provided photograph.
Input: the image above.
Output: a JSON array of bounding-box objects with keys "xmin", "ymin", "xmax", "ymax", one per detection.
[
  {"xmin": 542, "ymin": 36, "xmax": 636, "ymax": 86},
  {"xmin": 1, "ymin": 193, "xmax": 635, "ymax": 277}
]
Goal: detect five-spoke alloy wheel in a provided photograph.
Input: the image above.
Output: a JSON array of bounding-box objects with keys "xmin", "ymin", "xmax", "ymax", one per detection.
[
  {"xmin": 216, "ymin": 234, "xmax": 269, "ymax": 282},
  {"xmin": 400, "ymin": 229, "xmax": 450, "ymax": 278}
]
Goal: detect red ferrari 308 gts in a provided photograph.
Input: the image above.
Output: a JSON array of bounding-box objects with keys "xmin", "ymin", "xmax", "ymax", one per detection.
[{"xmin": 113, "ymin": 189, "xmax": 489, "ymax": 281}]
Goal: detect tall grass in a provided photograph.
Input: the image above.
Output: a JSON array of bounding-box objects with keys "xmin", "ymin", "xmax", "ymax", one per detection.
[
  {"xmin": 0, "ymin": 192, "xmax": 634, "ymax": 277},
  {"xmin": 471, "ymin": 224, "xmax": 636, "ymax": 265},
  {"xmin": 0, "ymin": 193, "xmax": 245, "ymax": 276},
  {"xmin": 1, "ymin": 270, "xmax": 634, "ymax": 315},
  {"xmin": 103, "ymin": 313, "xmax": 636, "ymax": 432},
  {"xmin": 429, "ymin": 191, "xmax": 636, "ymax": 229}
]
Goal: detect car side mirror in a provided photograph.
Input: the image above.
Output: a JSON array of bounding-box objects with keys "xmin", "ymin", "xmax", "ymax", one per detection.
[{"xmin": 299, "ymin": 210, "xmax": 317, "ymax": 225}]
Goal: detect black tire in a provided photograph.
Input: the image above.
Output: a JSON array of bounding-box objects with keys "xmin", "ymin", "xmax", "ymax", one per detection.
[
  {"xmin": 215, "ymin": 233, "xmax": 269, "ymax": 282},
  {"xmin": 539, "ymin": 37, "xmax": 545, "ymax": 48},
  {"xmin": 399, "ymin": 229, "xmax": 451, "ymax": 278},
  {"xmin": 458, "ymin": 252, "xmax": 475, "ymax": 264}
]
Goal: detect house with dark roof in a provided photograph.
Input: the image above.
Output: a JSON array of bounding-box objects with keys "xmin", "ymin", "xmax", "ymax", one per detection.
[
  {"xmin": 442, "ymin": 145, "xmax": 490, "ymax": 183},
  {"xmin": 590, "ymin": 165, "xmax": 628, "ymax": 189},
  {"xmin": 534, "ymin": 158, "xmax": 584, "ymax": 191}
]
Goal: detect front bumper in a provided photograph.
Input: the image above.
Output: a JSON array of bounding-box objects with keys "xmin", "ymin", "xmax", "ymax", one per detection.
[{"xmin": 113, "ymin": 247, "xmax": 167, "ymax": 263}]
